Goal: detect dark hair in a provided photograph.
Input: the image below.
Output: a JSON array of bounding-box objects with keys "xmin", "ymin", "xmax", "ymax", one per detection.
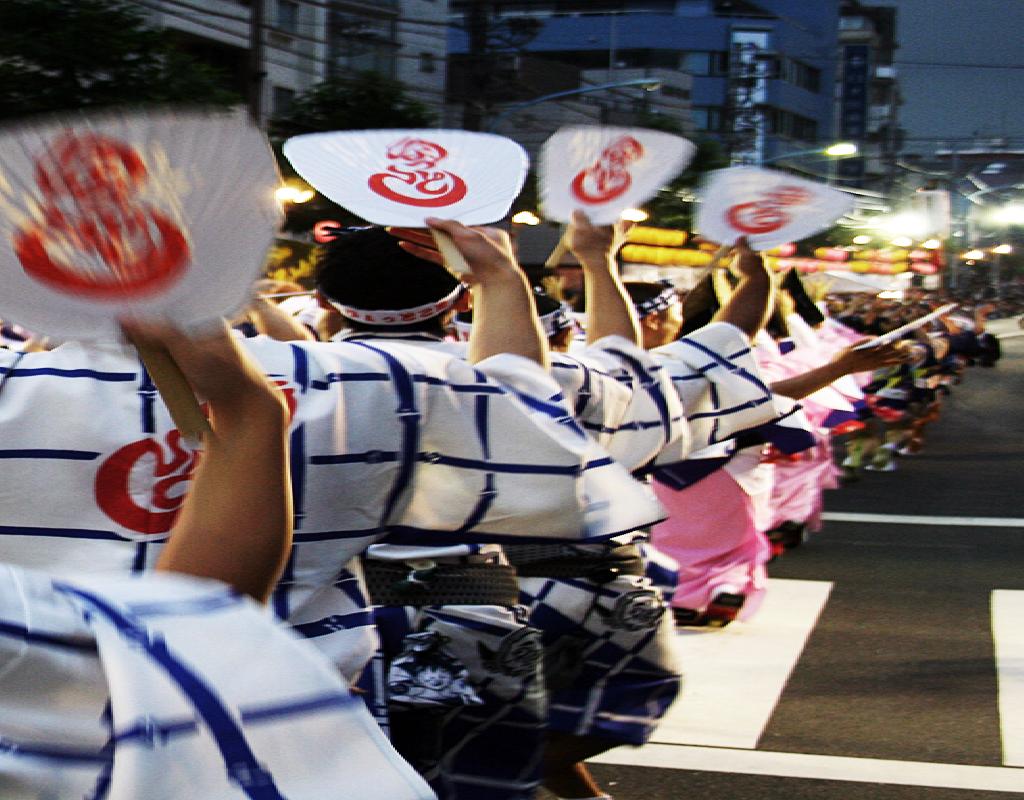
[
  {"xmin": 455, "ymin": 287, "xmax": 569, "ymax": 344},
  {"xmin": 534, "ymin": 290, "xmax": 563, "ymax": 318},
  {"xmin": 781, "ymin": 270, "xmax": 825, "ymax": 326},
  {"xmin": 316, "ymin": 226, "xmax": 460, "ymax": 334},
  {"xmin": 680, "ymin": 274, "xmax": 722, "ymax": 334},
  {"xmin": 623, "ymin": 281, "xmax": 667, "ymax": 310}
]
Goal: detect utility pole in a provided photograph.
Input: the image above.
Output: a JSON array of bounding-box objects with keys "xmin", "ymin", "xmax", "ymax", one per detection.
[
  {"xmin": 248, "ymin": 0, "xmax": 266, "ymax": 125},
  {"xmin": 461, "ymin": 1, "xmax": 489, "ymax": 131}
]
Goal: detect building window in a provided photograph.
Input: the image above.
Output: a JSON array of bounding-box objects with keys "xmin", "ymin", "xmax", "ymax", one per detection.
[
  {"xmin": 419, "ymin": 52, "xmax": 436, "ymax": 73},
  {"xmin": 277, "ymin": 0, "xmax": 299, "ymax": 34},
  {"xmin": 682, "ymin": 50, "xmax": 729, "ymax": 77},
  {"xmin": 774, "ymin": 57, "xmax": 821, "ymax": 93},
  {"xmin": 330, "ymin": 13, "xmax": 399, "ymax": 79},
  {"xmin": 766, "ymin": 107, "xmax": 818, "ymax": 142},
  {"xmin": 692, "ymin": 105, "xmax": 725, "ymax": 132},
  {"xmin": 272, "ymin": 86, "xmax": 296, "ymax": 117},
  {"xmin": 839, "ymin": 15, "xmax": 868, "ymax": 31}
]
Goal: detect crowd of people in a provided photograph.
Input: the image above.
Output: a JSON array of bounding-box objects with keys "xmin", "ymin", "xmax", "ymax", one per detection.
[{"xmin": 0, "ymin": 204, "xmax": 1010, "ymax": 800}]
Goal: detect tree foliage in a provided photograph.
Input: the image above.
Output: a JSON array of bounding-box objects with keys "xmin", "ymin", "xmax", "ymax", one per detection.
[
  {"xmin": 0, "ymin": 0, "xmax": 239, "ymax": 120},
  {"xmin": 636, "ymin": 114, "xmax": 730, "ymax": 231},
  {"xmin": 269, "ymin": 72, "xmax": 434, "ymax": 140}
]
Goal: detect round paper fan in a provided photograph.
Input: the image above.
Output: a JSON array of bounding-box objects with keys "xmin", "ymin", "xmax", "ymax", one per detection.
[
  {"xmin": 282, "ymin": 129, "xmax": 529, "ymax": 227},
  {"xmin": 0, "ymin": 108, "xmax": 282, "ymax": 342},
  {"xmin": 539, "ymin": 126, "xmax": 697, "ymax": 225},
  {"xmin": 697, "ymin": 166, "xmax": 856, "ymax": 250}
]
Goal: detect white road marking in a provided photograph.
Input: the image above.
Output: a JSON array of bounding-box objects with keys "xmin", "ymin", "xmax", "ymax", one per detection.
[
  {"xmin": 823, "ymin": 511, "xmax": 1024, "ymax": 528},
  {"xmin": 992, "ymin": 590, "xmax": 1024, "ymax": 767},
  {"xmin": 826, "ymin": 539, "xmax": 976, "ymax": 549},
  {"xmin": 650, "ymin": 578, "xmax": 832, "ymax": 749},
  {"xmin": 591, "ymin": 744, "xmax": 1024, "ymax": 792}
]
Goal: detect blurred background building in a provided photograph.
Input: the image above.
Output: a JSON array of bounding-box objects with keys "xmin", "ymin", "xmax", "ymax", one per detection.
[{"xmin": 138, "ymin": 0, "xmax": 450, "ymax": 123}]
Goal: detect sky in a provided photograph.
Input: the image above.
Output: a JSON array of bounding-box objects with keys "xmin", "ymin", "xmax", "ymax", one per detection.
[{"xmin": 887, "ymin": 0, "xmax": 1024, "ymax": 153}]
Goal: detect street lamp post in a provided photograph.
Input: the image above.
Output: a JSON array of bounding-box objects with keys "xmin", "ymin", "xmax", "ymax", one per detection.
[
  {"xmin": 760, "ymin": 143, "xmax": 860, "ymax": 184},
  {"xmin": 487, "ymin": 78, "xmax": 662, "ymax": 133}
]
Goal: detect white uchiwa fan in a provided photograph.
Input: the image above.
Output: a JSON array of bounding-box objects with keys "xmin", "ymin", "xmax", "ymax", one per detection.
[
  {"xmin": 283, "ymin": 129, "xmax": 529, "ymax": 272},
  {"xmin": 0, "ymin": 108, "xmax": 283, "ymax": 437},
  {"xmin": 697, "ymin": 166, "xmax": 856, "ymax": 251},
  {"xmin": 0, "ymin": 108, "xmax": 281, "ymax": 342},
  {"xmin": 539, "ymin": 125, "xmax": 697, "ymax": 225}
]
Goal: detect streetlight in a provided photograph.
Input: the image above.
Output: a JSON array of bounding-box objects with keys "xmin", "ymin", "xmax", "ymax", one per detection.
[
  {"xmin": 488, "ymin": 78, "xmax": 663, "ymax": 133},
  {"xmin": 852, "ymin": 234, "xmax": 872, "ymax": 245},
  {"xmin": 994, "ymin": 204, "xmax": 1024, "ymax": 226},
  {"xmin": 992, "ymin": 243, "xmax": 1013, "ymax": 254},
  {"xmin": 824, "ymin": 142, "xmax": 858, "ymax": 157},
  {"xmin": 870, "ymin": 212, "xmax": 930, "ymax": 240},
  {"xmin": 964, "ymin": 249, "xmax": 985, "ymax": 260},
  {"xmin": 922, "ymin": 239, "xmax": 942, "ymax": 249},
  {"xmin": 761, "ymin": 142, "xmax": 859, "ymax": 165},
  {"xmin": 620, "ymin": 208, "xmax": 648, "ymax": 222},
  {"xmin": 890, "ymin": 236, "xmax": 913, "ymax": 248}
]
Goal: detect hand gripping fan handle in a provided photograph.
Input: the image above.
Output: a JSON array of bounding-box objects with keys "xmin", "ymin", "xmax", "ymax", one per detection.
[
  {"xmin": 430, "ymin": 229, "xmax": 471, "ymax": 275},
  {"xmin": 544, "ymin": 229, "xmax": 570, "ymax": 269},
  {"xmin": 689, "ymin": 243, "xmax": 732, "ymax": 288},
  {"xmin": 709, "ymin": 243, "xmax": 732, "ymax": 271},
  {"xmin": 129, "ymin": 337, "xmax": 213, "ymax": 443}
]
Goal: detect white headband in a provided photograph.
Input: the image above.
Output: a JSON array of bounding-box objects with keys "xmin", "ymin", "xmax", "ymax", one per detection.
[
  {"xmin": 635, "ymin": 283, "xmax": 679, "ymax": 318},
  {"xmin": 329, "ymin": 283, "xmax": 467, "ymax": 326},
  {"xmin": 452, "ymin": 302, "xmax": 575, "ymax": 342}
]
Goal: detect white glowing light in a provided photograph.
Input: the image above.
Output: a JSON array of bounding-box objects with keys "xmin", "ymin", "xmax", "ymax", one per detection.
[{"xmin": 511, "ymin": 210, "xmax": 541, "ymax": 225}]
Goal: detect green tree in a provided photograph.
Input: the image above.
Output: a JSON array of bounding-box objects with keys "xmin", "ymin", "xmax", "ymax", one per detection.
[
  {"xmin": 0, "ymin": 0, "xmax": 239, "ymax": 119},
  {"xmin": 269, "ymin": 72, "xmax": 434, "ymax": 140},
  {"xmin": 636, "ymin": 113, "xmax": 729, "ymax": 231}
]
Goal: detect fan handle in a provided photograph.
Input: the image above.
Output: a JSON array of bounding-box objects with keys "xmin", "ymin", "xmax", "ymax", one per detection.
[
  {"xmin": 128, "ymin": 335, "xmax": 213, "ymax": 444},
  {"xmin": 430, "ymin": 229, "xmax": 471, "ymax": 275}
]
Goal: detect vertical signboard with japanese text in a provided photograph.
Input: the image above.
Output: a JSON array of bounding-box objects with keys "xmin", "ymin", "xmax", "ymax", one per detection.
[
  {"xmin": 838, "ymin": 44, "xmax": 870, "ymax": 182},
  {"xmin": 728, "ymin": 30, "xmax": 770, "ymax": 166}
]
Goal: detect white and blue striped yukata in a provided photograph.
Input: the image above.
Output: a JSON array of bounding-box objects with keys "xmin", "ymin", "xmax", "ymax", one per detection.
[
  {"xmin": 0, "ymin": 567, "xmax": 434, "ymax": 800},
  {"xmin": 517, "ymin": 321, "xmax": 794, "ymax": 745},
  {"xmin": 0, "ymin": 334, "xmax": 660, "ymax": 688},
  {"xmin": 347, "ymin": 331, "xmax": 681, "ymax": 800}
]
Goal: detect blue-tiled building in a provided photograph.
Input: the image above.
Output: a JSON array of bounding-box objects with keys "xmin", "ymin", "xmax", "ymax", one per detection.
[{"xmin": 449, "ymin": 0, "xmax": 841, "ymax": 164}]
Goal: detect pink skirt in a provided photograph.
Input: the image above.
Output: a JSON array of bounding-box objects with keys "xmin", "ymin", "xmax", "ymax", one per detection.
[{"xmin": 651, "ymin": 469, "xmax": 769, "ymax": 619}]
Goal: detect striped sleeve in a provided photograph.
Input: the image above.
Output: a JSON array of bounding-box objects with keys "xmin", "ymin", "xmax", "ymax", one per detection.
[
  {"xmin": 549, "ymin": 336, "xmax": 688, "ymax": 472},
  {"xmin": 652, "ymin": 322, "xmax": 793, "ymax": 458}
]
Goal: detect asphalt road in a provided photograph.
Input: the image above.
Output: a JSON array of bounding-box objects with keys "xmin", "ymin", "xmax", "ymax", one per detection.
[{"xmin": 584, "ymin": 334, "xmax": 1024, "ymax": 799}]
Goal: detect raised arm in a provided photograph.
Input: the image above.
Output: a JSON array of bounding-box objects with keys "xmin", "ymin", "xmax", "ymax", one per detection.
[
  {"xmin": 771, "ymin": 340, "xmax": 906, "ymax": 400},
  {"xmin": 124, "ymin": 320, "xmax": 292, "ymax": 602},
  {"xmin": 391, "ymin": 219, "xmax": 550, "ymax": 369},
  {"xmin": 246, "ymin": 295, "xmax": 316, "ymax": 342},
  {"xmin": 567, "ymin": 210, "xmax": 641, "ymax": 345},
  {"xmin": 711, "ymin": 238, "xmax": 773, "ymax": 337}
]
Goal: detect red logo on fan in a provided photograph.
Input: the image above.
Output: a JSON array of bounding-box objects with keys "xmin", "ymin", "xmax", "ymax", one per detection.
[
  {"xmin": 94, "ymin": 431, "xmax": 200, "ymax": 535},
  {"xmin": 13, "ymin": 133, "xmax": 190, "ymax": 300},
  {"xmin": 367, "ymin": 138, "xmax": 468, "ymax": 207},
  {"xmin": 570, "ymin": 136, "xmax": 644, "ymax": 204},
  {"xmin": 725, "ymin": 185, "xmax": 812, "ymax": 235}
]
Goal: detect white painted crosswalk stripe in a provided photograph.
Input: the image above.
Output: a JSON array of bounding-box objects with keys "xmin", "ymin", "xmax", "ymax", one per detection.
[
  {"xmin": 592, "ymin": 579, "xmax": 1024, "ymax": 791},
  {"xmin": 822, "ymin": 511, "xmax": 1024, "ymax": 527},
  {"xmin": 649, "ymin": 578, "xmax": 833, "ymax": 750},
  {"xmin": 992, "ymin": 590, "xmax": 1024, "ymax": 767},
  {"xmin": 592, "ymin": 744, "xmax": 1024, "ymax": 793}
]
